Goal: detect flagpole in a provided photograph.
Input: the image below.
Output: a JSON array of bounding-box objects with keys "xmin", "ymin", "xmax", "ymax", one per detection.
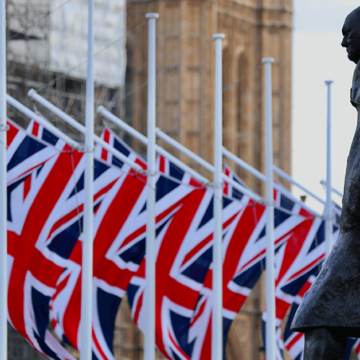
[
  {"xmin": 27, "ymin": 91, "xmax": 144, "ymax": 173},
  {"xmin": 80, "ymin": 0, "xmax": 94, "ymax": 358},
  {"xmin": 222, "ymin": 148, "xmax": 320, "ymax": 217},
  {"xmin": 0, "ymin": 0, "xmax": 7, "ymax": 356},
  {"xmin": 320, "ymin": 179, "xmax": 343, "ymax": 198},
  {"xmin": 213, "ymin": 33, "xmax": 225, "ymax": 360},
  {"xmin": 325, "ymin": 80, "xmax": 334, "ymax": 258},
  {"xmin": 96, "ymin": 107, "xmax": 264, "ymax": 203},
  {"xmin": 263, "ymin": 57, "xmax": 275, "ymax": 360},
  {"xmin": 145, "ymin": 12, "xmax": 158, "ymax": 360}
]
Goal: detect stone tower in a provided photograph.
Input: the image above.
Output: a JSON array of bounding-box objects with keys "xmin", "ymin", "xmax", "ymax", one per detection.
[{"xmin": 115, "ymin": 0, "xmax": 293, "ymax": 360}]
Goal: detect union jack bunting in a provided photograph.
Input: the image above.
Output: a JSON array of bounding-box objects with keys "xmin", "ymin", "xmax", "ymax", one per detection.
[
  {"xmin": 188, "ymin": 168, "xmax": 309, "ymax": 360},
  {"xmin": 7, "ymin": 118, "xmax": 60, "ymax": 186}
]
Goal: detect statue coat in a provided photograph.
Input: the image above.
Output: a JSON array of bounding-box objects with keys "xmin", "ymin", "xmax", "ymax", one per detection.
[{"xmin": 291, "ymin": 61, "xmax": 360, "ymax": 337}]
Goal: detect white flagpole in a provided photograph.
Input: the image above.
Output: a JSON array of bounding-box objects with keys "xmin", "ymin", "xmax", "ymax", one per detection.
[
  {"xmin": 263, "ymin": 57, "xmax": 275, "ymax": 360},
  {"xmin": 273, "ymin": 165, "xmax": 326, "ymax": 205},
  {"xmin": 212, "ymin": 33, "xmax": 225, "ymax": 360},
  {"xmin": 222, "ymin": 148, "xmax": 320, "ymax": 217},
  {"xmin": 0, "ymin": 0, "xmax": 7, "ymax": 356},
  {"xmin": 145, "ymin": 12, "xmax": 158, "ymax": 360},
  {"xmin": 27, "ymin": 91, "xmax": 144, "ymax": 173},
  {"xmin": 7, "ymin": 95, "xmax": 80, "ymax": 149},
  {"xmin": 325, "ymin": 80, "xmax": 334, "ymax": 258},
  {"xmin": 80, "ymin": 0, "xmax": 94, "ymax": 358},
  {"xmin": 320, "ymin": 179, "xmax": 343, "ymax": 198},
  {"xmin": 96, "ymin": 107, "xmax": 264, "ymax": 203}
]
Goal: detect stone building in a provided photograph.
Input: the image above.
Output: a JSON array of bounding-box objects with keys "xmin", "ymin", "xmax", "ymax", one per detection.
[
  {"xmin": 7, "ymin": 0, "xmax": 296, "ymax": 359},
  {"xmin": 115, "ymin": 0, "xmax": 293, "ymax": 360}
]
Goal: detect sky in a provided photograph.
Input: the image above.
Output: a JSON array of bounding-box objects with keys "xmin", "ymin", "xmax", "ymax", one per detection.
[{"xmin": 291, "ymin": 0, "xmax": 360, "ymax": 212}]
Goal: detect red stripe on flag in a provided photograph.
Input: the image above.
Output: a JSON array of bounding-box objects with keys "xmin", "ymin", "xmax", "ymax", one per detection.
[
  {"xmin": 190, "ymin": 299, "xmax": 206, "ymax": 326},
  {"xmin": 286, "ymin": 332, "xmax": 303, "ymax": 351},
  {"xmin": 92, "ymin": 327, "xmax": 108, "ymax": 360},
  {"xmin": 32, "ymin": 122, "xmax": 39, "ymax": 137},
  {"xmin": 168, "ymin": 328, "xmax": 191, "ymax": 359},
  {"xmin": 223, "ymin": 168, "xmax": 230, "ymax": 195},
  {"xmin": 52, "ymin": 274, "xmax": 71, "ymax": 303},
  {"xmin": 6, "ymin": 121, "xmax": 19, "ymax": 146},
  {"xmin": 298, "ymin": 280, "xmax": 312, "ymax": 297},
  {"xmin": 134, "ymin": 291, "xmax": 143, "ymax": 325},
  {"xmin": 189, "ymin": 178, "xmax": 203, "ymax": 188},
  {"xmin": 23, "ymin": 175, "xmax": 31, "ymax": 201},
  {"xmin": 159, "ymin": 155, "xmax": 165, "ymax": 173},
  {"xmin": 356, "ymin": 341, "xmax": 360, "ymax": 353},
  {"xmin": 287, "ymin": 254, "xmax": 325, "ymax": 282},
  {"xmin": 101, "ymin": 128, "xmax": 110, "ymax": 161}
]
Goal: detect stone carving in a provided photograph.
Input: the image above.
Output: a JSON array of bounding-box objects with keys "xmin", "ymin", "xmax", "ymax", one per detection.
[{"xmin": 290, "ymin": 6, "xmax": 360, "ymax": 360}]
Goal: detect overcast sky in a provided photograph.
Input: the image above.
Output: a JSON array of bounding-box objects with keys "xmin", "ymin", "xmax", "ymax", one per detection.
[{"xmin": 291, "ymin": 0, "xmax": 360, "ymax": 212}]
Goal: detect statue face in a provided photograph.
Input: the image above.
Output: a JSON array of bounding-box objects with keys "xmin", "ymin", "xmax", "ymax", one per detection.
[{"xmin": 342, "ymin": 8, "xmax": 360, "ymax": 64}]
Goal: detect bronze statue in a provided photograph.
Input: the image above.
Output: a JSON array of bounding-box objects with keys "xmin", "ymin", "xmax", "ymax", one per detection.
[{"xmin": 290, "ymin": 6, "xmax": 360, "ymax": 359}]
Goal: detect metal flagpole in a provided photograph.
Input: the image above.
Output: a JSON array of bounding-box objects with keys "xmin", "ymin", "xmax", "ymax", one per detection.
[
  {"xmin": 7, "ymin": 95, "xmax": 80, "ymax": 149},
  {"xmin": 273, "ymin": 165, "xmax": 326, "ymax": 205},
  {"xmin": 27, "ymin": 91, "xmax": 144, "ymax": 174},
  {"xmin": 320, "ymin": 179, "xmax": 343, "ymax": 198},
  {"xmin": 325, "ymin": 80, "xmax": 334, "ymax": 258},
  {"xmin": 212, "ymin": 33, "xmax": 225, "ymax": 360},
  {"xmin": 145, "ymin": 12, "xmax": 159, "ymax": 360},
  {"xmin": 80, "ymin": 0, "xmax": 94, "ymax": 358},
  {"xmin": 263, "ymin": 57, "xmax": 275, "ymax": 360},
  {"xmin": 96, "ymin": 107, "xmax": 264, "ymax": 203},
  {"xmin": 222, "ymin": 148, "xmax": 320, "ymax": 218},
  {"xmin": 0, "ymin": 0, "xmax": 7, "ymax": 356}
]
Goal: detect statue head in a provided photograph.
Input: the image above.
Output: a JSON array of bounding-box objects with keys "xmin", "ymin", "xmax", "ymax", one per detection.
[{"xmin": 342, "ymin": 7, "xmax": 360, "ymax": 64}]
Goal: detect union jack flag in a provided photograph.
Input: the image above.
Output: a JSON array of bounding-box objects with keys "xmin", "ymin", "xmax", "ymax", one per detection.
[
  {"xmin": 264, "ymin": 201, "xmax": 342, "ymax": 360},
  {"xmin": 7, "ymin": 120, "xmax": 81, "ymax": 359},
  {"xmin": 345, "ymin": 338, "xmax": 360, "ymax": 360},
  {"xmin": 50, "ymin": 128, "xmax": 200, "ymax": 359},
  {"xmin": 128, "ymin": 186, "xmax": 243, "ymax": 360},
  {"xmin": 129, "ymin": 166, "xmax": 307, "ymax": 360},
  {"xmin": 50, "ymin": 127, "xmax": 146, "ymax": 358},
  {"xmin": 7, "ymin": 118, "xmax": 60, "ymax": 186},
  {"xmin": 7, "ymin": 118, "xmax": 122, "ymax": 359},
  {"xmin": 283, "ymin": 274, "xmax": 360, "ymax": 360},
  {"xmin": 188, "ymin": 168, "xmax": 309, "ymax": 360},
  {"xmin": 283, "ymin": 277, "xmax": 315, "ymax": 360}
]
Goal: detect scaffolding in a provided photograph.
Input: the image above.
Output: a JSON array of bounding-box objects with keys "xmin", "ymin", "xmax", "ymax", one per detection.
[{"xmin": 6, "ymin": 0, "xmax": 126, "ymax": 140}]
